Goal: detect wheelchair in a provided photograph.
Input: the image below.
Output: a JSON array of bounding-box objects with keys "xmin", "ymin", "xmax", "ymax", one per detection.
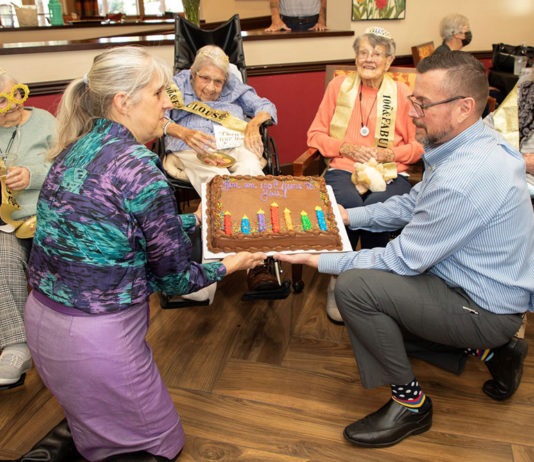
[{"xmin": 155, "ymin": 14, "xmax": 292, "ymax": 308}]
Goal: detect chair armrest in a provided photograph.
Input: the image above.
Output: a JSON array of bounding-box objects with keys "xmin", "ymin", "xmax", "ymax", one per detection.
[
  {"xmin": 404, "ymin": 159, "xmax": 424, "ymax": 186},
  {"xmin": 293, "ymin": 148, "xmax": 325, "ymax": 177}
]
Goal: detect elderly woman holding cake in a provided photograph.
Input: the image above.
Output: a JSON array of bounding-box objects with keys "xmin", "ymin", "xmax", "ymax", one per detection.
[
  {"xmin": 307, "ymin": 26, "xmax": 423, "ymax": 322},
  {"xmin": 162, "ymin": 45, "xmax": 277, "ymax": 194},
  {"xmin": 0, "ymin": 68, "xmax": 55, "ymax": 391},
  {"xmin": 18, "ymin": 46, "xmax": 266, "ymax": 462}
]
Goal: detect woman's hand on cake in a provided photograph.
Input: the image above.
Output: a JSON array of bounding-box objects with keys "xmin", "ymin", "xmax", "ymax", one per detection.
[
  {"xmin": 273, "ymin": 253, "xmax": 320, "ymax": 268},
  {"xmin": 222, "ymin": 252, "xmax": 267, "ymax": 275},
  {"xmin": 193, "ymin": 203, "xmax": 202, "ymax": 226}
]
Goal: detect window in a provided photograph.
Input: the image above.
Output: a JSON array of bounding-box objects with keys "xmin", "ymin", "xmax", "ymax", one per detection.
[{"xmin": 98, "ymin": 0, "xmax": 183, "ymax": 16}]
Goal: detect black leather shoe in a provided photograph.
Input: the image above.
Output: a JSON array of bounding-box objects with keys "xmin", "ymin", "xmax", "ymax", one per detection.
[
  {"xmin": 15, "ymin": 419, "xmax": 82, "ymax": 461},
  {"xmin": 483, "ymin": 337, "xmax": 528, "ymax": 401},
  {"xmin": 343, "ymin": 398, "xmax": 432, "ymax": 447}
]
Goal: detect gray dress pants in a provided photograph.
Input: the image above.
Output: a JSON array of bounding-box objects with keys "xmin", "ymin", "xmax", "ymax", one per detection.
[{"xmin": 335, "ymin": 269, "xmax": 524, "ymax": 389}]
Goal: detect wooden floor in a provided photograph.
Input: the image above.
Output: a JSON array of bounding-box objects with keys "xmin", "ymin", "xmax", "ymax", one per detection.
[{"xmin": 1, "ymin": 266, "xmax": 534, "ymax": 461}]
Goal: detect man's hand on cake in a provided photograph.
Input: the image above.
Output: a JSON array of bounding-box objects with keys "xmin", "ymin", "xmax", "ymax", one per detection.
[
  {"xmin": 338, "ymin": 204, "xmax": 349, "ymax": 226},
  {"xmin": 273, "ymin": 253, "xmax": 320, "ymax": 268},
  {"xmin": 524, "ymin": 153, "xmax": 534, "ymax": 174},
  {"xmin": 221, "ymin": 251, "xmax": 268, "ymax": 275}
]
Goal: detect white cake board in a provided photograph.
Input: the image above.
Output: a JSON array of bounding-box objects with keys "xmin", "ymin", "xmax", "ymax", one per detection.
[{"xmin": 201, "ymin": 183, "xmax": 352, "ymax": 259}]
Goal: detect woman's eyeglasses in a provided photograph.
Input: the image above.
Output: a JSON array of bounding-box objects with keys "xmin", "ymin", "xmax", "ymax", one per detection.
[
  {"xmin": 0, "ymin": 84, "xmax": 30, "ymax": 114},
  {"xmin": 408, "ymin": 94, "xmax": 466, "ymax": 117},
  {"xmin": 357, "ymin": 49, "xmax": 387, "ymax": 61},
  {"xmin": 194, "ymin": 73, "xmax": 225, "ymax": 88}
]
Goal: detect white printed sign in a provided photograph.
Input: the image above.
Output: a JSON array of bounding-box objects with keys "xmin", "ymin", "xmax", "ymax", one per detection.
[{"xmin": 214, "ymin": 125, "xmax": 244, "ymax": 150}]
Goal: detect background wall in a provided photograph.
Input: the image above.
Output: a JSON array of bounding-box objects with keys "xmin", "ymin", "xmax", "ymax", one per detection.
[
  {"xmin": 201, "ymin": 0, "xmax": 534, "ymax": 58},
  {"xmin": 19, "ymin": 0, "xmax": 534, "ymax": 166}
]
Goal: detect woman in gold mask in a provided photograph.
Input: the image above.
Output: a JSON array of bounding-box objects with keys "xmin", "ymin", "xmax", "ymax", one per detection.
[{"xmin": 0, "ymin": 69, "xmax": 56, "ymax": 389}]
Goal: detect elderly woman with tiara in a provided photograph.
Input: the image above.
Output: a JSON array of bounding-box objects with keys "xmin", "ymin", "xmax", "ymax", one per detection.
[
  {"xmin": 162, "ymin": 45, "xmax": 277, "ymax": 194},
  {"xmin": 18, "ymin": 46, "xmax": 266, "ymax": 462},
  {"xmin": 307, "ymin": 26, "xmax": 423, "ymax": 322}
]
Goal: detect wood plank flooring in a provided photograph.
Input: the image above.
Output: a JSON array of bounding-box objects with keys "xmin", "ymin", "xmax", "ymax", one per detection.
[{"xmin": 1, "ymin": 263, "xmax": 533, "ymax": 461}]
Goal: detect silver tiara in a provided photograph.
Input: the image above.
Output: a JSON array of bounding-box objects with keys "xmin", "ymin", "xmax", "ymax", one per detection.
[{"xmin": 365, "ymin": 26, "xmax": 392, "ymax": 39}]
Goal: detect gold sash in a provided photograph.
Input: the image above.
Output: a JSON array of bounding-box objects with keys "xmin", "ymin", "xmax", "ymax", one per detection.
[
  {"xmin": 166, "ymin": 82, "xmax": 248, "ymax": 133},
  {"xmin": 330, "ymin": 72, "xmax": 398, "ymax": 149},
  {"xmin": 0, "ymin": 158, "xmax": 36, "ymax": 239},
  {"xmin": 493, "ymin": 83, "xmax": 519, "ymax": 150}
]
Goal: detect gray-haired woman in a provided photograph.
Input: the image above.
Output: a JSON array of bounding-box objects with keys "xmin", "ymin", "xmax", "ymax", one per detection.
[
  {"xmin": 163, "ymin": 45, "xmax": 277, "ymax": 194},
  {"xmin": 307, "ymin": 27, "xmax": 423, "ymax": 323},
  {"xmin": 434, "ymin": 13, "xmax": 472, "ymax": 54},
  {"xmin": 0, "ymin": 69, "xmax": 55, "ymax": 390},
  {"xmin": 18, "ymin": 46, "xmax": 266, "ymax": 462}
]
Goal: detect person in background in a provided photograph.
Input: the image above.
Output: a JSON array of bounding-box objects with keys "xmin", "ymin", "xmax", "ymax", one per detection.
[
  {"xmin": 434, "ymin": 13, "xmax": 472, "ymax": 54},
  {"xmin": 18, "ymin": 46, "xmax": 266, "ymax": 462},
  {"xmin": 0, "ymin": 69, "xmax": 55, "ymax": 390},
  {"xmin": 275, "ymin": 51, "xmax": 533, "ymax": 449},
  {"xmin": 307, "ymin": 26, "xmax": 423, "ymax": 322},
  {"xmin": 162, "ymin": 45, "xmax": 276, "ymax": 195},
  {"xmin": 265, "ymin": 0, "xmax": 327, "ymax": 32},
  {"xmin": 517, "ymin": 79, "xmax": 534, "ymax": 194}
]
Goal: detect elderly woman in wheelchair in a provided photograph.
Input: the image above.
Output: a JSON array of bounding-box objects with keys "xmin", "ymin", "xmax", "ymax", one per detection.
[{"xmin": 162, "ymin": 45, "xmax": 277, "ymax": 194}]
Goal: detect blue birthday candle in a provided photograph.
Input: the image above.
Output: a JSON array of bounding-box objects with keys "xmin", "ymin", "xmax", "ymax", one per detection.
[
  {"xmin": 241, "ymin": 215, "xmax": 250, "ymax": 234},
  {"xmin": 315, "ymin": 206, "xmax": 327, "ymax": 231}
]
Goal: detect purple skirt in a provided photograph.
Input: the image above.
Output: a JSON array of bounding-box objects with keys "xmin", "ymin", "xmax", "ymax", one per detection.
[{"xmin": 24, "ymin": 291, "xmax": 185, "ymax": 462}]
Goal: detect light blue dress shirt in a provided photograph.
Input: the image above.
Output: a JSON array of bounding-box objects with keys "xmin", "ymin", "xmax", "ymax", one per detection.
[
  {"xmin": 319, "ymin": 120, "xmax": 534, "ymax": 314},
  {"xmin": 164, "ymin": 70, "xmax": 277, "ymax": 154}
]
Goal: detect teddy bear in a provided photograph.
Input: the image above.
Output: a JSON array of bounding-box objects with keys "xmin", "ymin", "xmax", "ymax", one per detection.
[{"xmin": 351, "ymin": 158, "xmax": 398, "ymax": 195}]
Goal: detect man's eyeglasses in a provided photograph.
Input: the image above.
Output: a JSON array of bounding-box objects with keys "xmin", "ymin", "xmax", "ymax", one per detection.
[
  {"xmin": 195, "ymin": 73, "xmax": 225, "ymax": 88},
  {"xmin": 0, "ymin": 84, "xmax": 29, "ymax": 114},
  {"xmin": 408, "ymin": 94, "xmax": 466, "ymax": 117},
  {"xmin": 357, "ymin": 49, "xmax": 387, "ymax": 61}
]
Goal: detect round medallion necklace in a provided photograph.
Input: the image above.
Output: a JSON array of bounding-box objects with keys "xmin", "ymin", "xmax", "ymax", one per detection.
[{"xmin": 359, "ymin": 84, "xmax": 378, "ymax": 137}]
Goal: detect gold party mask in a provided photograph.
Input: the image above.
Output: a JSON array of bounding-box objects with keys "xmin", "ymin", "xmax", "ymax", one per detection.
[{"xmin": 0, "ymin": 84, "xmax": 29, "ymax": 114}]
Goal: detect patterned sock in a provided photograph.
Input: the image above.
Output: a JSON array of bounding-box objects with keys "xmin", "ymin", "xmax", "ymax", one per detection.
[
  {"xmin": 391, "ymin": 379, "xmax": 427, "ymax": 413},
  {"xmin": 465, "ymin": 347, "xmax": 494, "ymax": 362}
]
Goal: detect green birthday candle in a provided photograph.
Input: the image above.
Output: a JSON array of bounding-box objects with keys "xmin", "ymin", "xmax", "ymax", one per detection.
[{"xmin": 301, "ymin": 210, "xmax": 312, "ymax": 230}]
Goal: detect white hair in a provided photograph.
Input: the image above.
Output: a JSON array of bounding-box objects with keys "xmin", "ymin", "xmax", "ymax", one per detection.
[
  {"xmin": 51, "ymin": 46, "xmax": 172, "ymax": 158},
  {"xmin": 439, "ymin": 14, "xmax": 470, "ymax": 41}
]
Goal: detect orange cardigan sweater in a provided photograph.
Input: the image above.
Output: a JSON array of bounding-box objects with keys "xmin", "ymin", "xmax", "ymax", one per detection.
[{"xmin": 307, "ymin": 74, "xmax": 423, "ymax": 173}]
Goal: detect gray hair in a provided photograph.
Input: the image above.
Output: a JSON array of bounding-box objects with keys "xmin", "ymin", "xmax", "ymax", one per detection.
[
  {"xmin": 0, "ymin": 70, "xmax": 19, "ymax": 88},
  {"xmin": 439, "ymin": 14, "xmax": 470, "ymax": 41},
  {"xmin": 190, "ymin": 45, "xmax": 230, "ymax": 81},
  {"xmin": 353, "ymin": 32, "xmax": 396, "ymax": 58},
  {"xmin": 51, "ymin": 46, "xmax": 171, "ymax": 158}
]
